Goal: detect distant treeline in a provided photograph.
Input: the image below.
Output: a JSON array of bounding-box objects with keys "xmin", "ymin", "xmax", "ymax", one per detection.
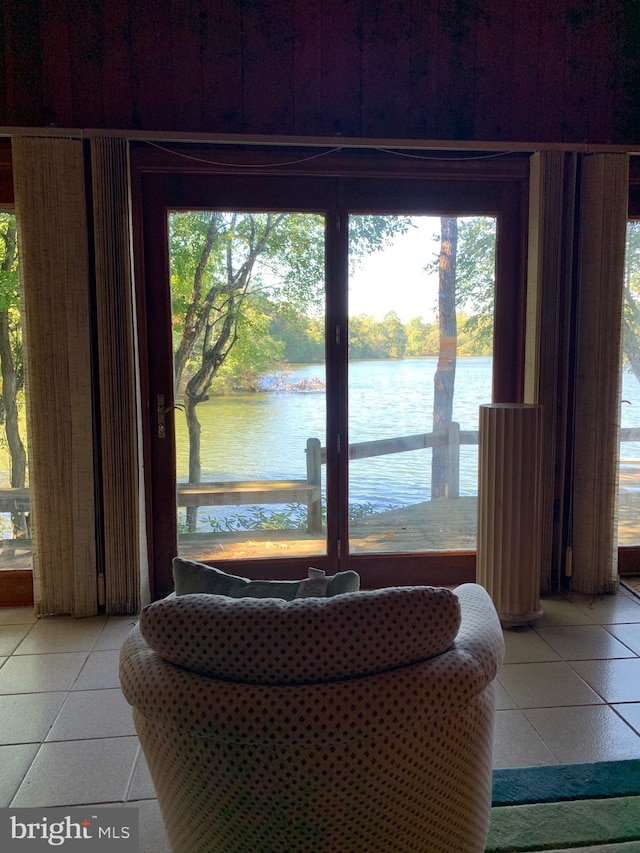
[{"xmin": 271, "ymin": 308, "xmax": 492, "ymax": 362}]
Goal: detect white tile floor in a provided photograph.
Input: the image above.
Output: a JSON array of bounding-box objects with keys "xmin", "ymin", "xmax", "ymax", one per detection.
[
  {"xmin": 494, "ymin": 585, "xmax": 640, "ymax": 768},
  {"xmin": 1, "ymin": 584, "xmax": 640, "ymax": 852}
]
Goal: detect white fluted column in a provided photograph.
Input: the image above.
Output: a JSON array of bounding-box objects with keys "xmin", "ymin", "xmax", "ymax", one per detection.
[{"xmin": 477, "ymin": 403, "xmax": 544, "ymax": 627}]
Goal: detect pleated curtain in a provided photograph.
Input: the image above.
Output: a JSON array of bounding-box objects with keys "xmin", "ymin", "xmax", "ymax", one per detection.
[
  {"xmin": 517, "ymin": 151, "xmax": 628, "ymax": 596},
  {"xmin": 524, "ymin": 150, "xmax": 575, "ymax": 594},
  {"xmin": 571, "ymin": 153, "xmax": 629, "ymax": 594},
  {"xmin": 12, "ymin": 137, "xmax": 97, "ymax": 616},
  {"xmin": 90, "ymin": 137, "xmax": 148, "ymax": 614}
]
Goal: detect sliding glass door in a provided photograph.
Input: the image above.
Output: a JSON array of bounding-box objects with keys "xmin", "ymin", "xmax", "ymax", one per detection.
[{"xmin": 133, "ymin": 148, "xmax": 527, "ymax": 596}]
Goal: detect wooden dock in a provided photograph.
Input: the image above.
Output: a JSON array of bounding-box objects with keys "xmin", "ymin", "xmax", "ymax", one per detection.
[{"xmin": 177, "ymin": 496, "xmax": 479, "ymax": 562}]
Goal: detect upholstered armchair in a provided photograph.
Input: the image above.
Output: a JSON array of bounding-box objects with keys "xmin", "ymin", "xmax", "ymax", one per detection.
[{"xmin": 119, "ymin": 580, "xmax": 504, "ymax": 853}]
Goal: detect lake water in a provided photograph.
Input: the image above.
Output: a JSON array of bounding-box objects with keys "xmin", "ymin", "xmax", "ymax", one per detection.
[{"xmin": 174, "ymin": 357, "xmax": 640, "ymax": 526}]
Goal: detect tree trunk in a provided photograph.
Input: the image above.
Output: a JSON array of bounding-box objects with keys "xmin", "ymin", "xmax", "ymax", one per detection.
[
  {"xmin": 432, "ymin": 218, "xmax": 458, "ymax": 499},
  {"xmin": 185, "ymin": 395, "xmax": 201, "ymax": 532}
]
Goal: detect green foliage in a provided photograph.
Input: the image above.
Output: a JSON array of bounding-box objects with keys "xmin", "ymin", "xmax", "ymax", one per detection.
[
  {"xmin": 0, "ymin": 213, "xmax": 21, "ymax": 343},
  {"xmin": 268, "ymin": 302, "xmax": 324, "ymax": 363},
  {"xmin": 179, "ymin": 499, "xmax": 397, "ymax": 533},
  {"xmin": 455, "ymin": 217, "xmax": 496, "ymax": 351},
  {"xmin": 405, "ymin": 317, "xmax": 438, "ymax": 356},
  {"xmin": 348, "ymin": 311, "xmax": 490, "ymax": 361},
  {"xmin": 423, "ymin": 215, "xmax": 495, "ymax": 353},
  {"xmin": 0, "ymin": 212, "xmax": 25, "ymax": 411},
  {"xmin": 169, "ymin": 213, "xmax": 499, "ymax": 403},
  {"xmin": 0, "ymin": 211, "xmax": 27, "ymax": 497},
  {"xmin": 170, "ymin": 211, "xmax": 410, "ymax": 383},
  {"xmin": 170, "ymin": 211, "xmax": 325, "ymax": 330},
  {"xmin": 0, "ymin": 214, "xmax": 19, "ymax": 292},
  {"xmin": 0, "ymin": 269, "xmax": 19, "ymax": 312},
  {"xmin": 170, "ymin": 211, "xmax": 328, "ymax": 400},
  {"xmin": 210, "ymin": 297, "xmax": 284, "ymax": 393},
  {"xmin": 380, "ymin": 311, "xmax": 407, "ymax": 358},
  {"xmin": 348, "ymin": 314, "xmax": 384, "ymax": 359},
  {"xmin": 197, "ymin": 301, "xmax": 492, "ymax": 393},
  {"xmin": 169, "ymin": 211, "xmax": 225, "ymax": 348}
]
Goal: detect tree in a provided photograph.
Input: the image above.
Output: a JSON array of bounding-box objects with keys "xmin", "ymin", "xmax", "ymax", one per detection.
[
  {"xmin": 380, "ymin": 310, "xmax": 407, "ymax": 357},
  {"xmin": 405, "ymin": 317, "xmax": 427, "ymax": 356},
  {"xmin": 349, "ymin": 314, "xmax": 381, "ymax": 359},
  {"xmin": 171, "ymin": 212, "xmax": 324, "ymax": 503},
  {"xmin": 455, "ymin": 216, "xmax": 496, "ymax": 350},
  {"xmin": 211, "ymin": 297, "xmax": 285, "ymax": 393},
  {"xmin": 0, "ymin": 213, "xmax": 27, "ymax": 537},
  {"xmin": 431, "ymin": 217, "xmax": 457, "ymax": 499},
  {"xmin": 267, "ymin": 301, "xmax": 324, "ymax": 364}
]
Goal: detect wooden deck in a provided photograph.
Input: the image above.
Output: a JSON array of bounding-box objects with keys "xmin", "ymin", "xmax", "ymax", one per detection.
[
  {"xmin": 174, "ymin": 484, "xmax": 640, "ymax": 562},
  {"xmin": 177, "ymin": 496, "xmax": 479, "ymax": 562}
]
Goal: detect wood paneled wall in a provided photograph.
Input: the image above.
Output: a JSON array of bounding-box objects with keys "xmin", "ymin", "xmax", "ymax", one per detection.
[{"xmin": 1, "ymin": 0, "xmax": 638, "ymax": 144}]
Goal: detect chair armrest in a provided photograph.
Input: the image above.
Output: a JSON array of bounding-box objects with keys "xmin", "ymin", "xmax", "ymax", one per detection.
[{"xmin": 453, "ymin": 583, "xmax": 505, "ymax": 685}]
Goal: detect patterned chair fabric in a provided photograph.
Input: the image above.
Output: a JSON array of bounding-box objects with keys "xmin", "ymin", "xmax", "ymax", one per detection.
[{"xmin": 119, "ymin": 582, "xmax": 504, "ymax": 853}]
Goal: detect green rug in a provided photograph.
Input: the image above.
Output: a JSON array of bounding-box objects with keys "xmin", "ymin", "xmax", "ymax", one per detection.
[{"xmin": 487, "ymin": 761, "xmax": 640, "ymax": 852}]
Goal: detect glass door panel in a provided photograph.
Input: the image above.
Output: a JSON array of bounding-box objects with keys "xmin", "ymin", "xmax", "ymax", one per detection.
[
  {"xmin": 0, "ymin": 211, "xmax": 31, "ymax": 574},
  {"xmin": 619, "ymin": 219, "xmax": 640, "ymax": 546},
  {"xmin": 168, "ymin": 210, "xmax": 327, "ymax": 561},
  {"xmin": 347, "ymin": 215, "xmax": 495, "ymax": 554}
]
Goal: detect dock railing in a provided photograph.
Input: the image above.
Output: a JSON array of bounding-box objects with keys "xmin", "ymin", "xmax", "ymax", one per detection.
[{"xmin": 305, "ymin": 421, "xmax": 478, "ymax": 521}]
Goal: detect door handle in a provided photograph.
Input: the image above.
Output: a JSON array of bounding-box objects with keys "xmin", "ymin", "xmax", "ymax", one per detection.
[
  {"xmin": 156, "ymin": 395, "xmax": 185, "ymax": 438},
  {"xmin": 157, "ymin": 394, "xmax": 168, "ymax": 438}
]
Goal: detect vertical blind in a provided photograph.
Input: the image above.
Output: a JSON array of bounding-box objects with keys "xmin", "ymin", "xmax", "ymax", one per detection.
[
  {"xmin": 90, "ymin": 137, "xmax": 147, "ymax": 614},
  {"xmin": 525, "ymin": 150, "xmax": 575, "ymax": 594},
  {"xmin": 516, "ymin": 151, "xmax": 628, "ymax": 595},
  {"xmin": 572, "ymin": 153, "xmax": 629, "ymax": 594},
  {"xmin": 12, "ymin": 137, "xmax": 97, "ymax": 616}
]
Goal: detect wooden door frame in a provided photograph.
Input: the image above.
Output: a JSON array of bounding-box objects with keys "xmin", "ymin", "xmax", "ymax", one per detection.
[{"xmin": 130, "ymin": 144, "xmax": 530, "ymax": 599}]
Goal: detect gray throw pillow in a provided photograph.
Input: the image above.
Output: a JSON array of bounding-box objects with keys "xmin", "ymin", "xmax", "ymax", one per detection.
[{"xmin": 172, "ymin": 557, "xmax": 360, "ymax": 599}]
